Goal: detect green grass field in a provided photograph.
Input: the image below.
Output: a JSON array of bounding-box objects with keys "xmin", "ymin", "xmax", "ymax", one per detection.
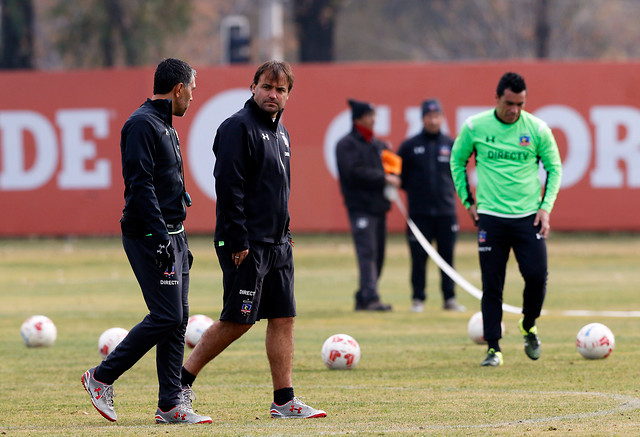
[{"xmin": 2, "ymin": 232, "xmax": 640, "ymax": 436}]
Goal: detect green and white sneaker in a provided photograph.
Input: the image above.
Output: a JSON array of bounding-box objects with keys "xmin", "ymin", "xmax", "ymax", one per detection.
[
  {"xmin": 519, "ymin": 318, "xmax": 541, "ymax": 360},
  {"xmin": 81, "ymin": 367, "xmax": 117, "ymax": 422},
  {"xmin": 481, "ymin": 348, "xmax": 503, "ymax": 367},
  {"xmin": 270, "ymin": 397, "xmax": 327, "ymax": 418}
]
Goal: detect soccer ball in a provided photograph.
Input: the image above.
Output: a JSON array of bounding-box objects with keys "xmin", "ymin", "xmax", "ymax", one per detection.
[
  {"xmin": 321, "ymin": 333, "xmax": 361, "ymax": 370},
  {"xmin": 98, "ymin": 327, "xmax": 128, "ymax": 359},
  {"xmin": 20, "ymin": 315, "xmax": 57, "ymax": 347},
  {"xmin": 467, "ymin": 311, "xmax": 505, "ymax": 344},
  {"xmin": 576, "ymin": 323, "xmax": 615, "ymax": 359},
  {"xmin": 185, "ymin": 314, "xmax": 213, "ymax": 348}
]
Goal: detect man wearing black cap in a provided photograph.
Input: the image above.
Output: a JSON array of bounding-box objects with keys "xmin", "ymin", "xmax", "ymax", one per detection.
[
  {"xmin": 397, "ymin": 99, "xmax": 466, "ymax": 313},
  {"xmin": 336, "ymin": 99, "xmax": 400, "ymax": 311}
]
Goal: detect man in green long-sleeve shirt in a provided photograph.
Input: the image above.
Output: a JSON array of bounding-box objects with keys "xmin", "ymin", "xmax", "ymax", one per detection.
[{"xmin": 450, "ymin": 72, "xmax": 562, "ymax": 367}]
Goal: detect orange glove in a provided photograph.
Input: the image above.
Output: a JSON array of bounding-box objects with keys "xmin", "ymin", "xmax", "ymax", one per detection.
[{"xmin": 381, "ymin": 149, "xmax": 402, "ymax": 175}]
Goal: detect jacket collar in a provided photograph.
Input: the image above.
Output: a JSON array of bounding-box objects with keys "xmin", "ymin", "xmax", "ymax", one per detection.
[
  {"xmin": 421, "ymin": 129, "xmax": 441, "ymax": 141},
  {"xmin": 353, "ymin": 124, "xmax": 374, "ymax": 143},
  {"xmin": 246, "ymin": 98, "xmax": 283, "ymax": 130},
  {"xmin": 145, "ymin": 98, "xmax": 173, "ymax": 126}
]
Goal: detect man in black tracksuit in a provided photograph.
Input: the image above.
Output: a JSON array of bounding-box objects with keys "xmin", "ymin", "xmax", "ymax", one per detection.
[
  {"xmin": 397, "ymin": 99, "xmax": 465, "ymax": 313},
  {"xmin": 81, "ymin": 59, "xmax": 211, "ymax": 424},
  {"xmin": 179, "ymin": 61, "xmax": 325, "ymax": 419},
  {"xmin": 336, "ymin": 99, "xmax": 400, "ymax": 311}
]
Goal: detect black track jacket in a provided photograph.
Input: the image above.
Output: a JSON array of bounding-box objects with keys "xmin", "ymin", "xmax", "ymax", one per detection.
[
  {"xmin": 120, "ymin": 98, "xmax": 186, "ymax": 242},
  {"xmin": 213, "ymin": 98, "xmax": 291, "ymax": 253},
  {"xmin": 397, "ymin": 130, "xmax": 457, "ymax": 217},
  {"xmin": 336, "ymin": 127, "xmax": 391, "ymax": 215}
]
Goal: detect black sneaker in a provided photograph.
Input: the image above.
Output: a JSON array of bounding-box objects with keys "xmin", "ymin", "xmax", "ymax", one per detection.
[
  {"xmin": 519, "ymin": 318, "xmax": 541, "ymax": 360},
  {"xmin": 355, "ymin": 301, "xmax": 392, "ymax": 311}
]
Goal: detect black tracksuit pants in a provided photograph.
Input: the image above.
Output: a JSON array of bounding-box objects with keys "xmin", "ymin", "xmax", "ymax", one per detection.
[
  {"xmin": 478, "ymin": 214, "xmax": 548, "ymax": 342},
  {"xmin": 407, "ymin": 215, "xmax": 457, "ymax": 302},
  {"xmin": 95, "ymin": 231, "xmax": 190, "ymax": 409},
  {"xmin": 348, "ymin": 211, "xmax": 386, "ymax": 306}
]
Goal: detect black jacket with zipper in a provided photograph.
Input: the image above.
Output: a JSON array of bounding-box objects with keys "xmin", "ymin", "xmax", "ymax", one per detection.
[
  {"xmin": 120, "ymin": 98, "xmax": 186, "ymax": 242},
  {"xmin": 336, "ymin": 127, "xmax": 390, "ymax": 215},
  {"xmin": 213, "ymin": 98, "xmax": 291, "ymax": 253},
  {"xmin": 397, "ymin": 129, "xmax": 458, "ymax": 217}
]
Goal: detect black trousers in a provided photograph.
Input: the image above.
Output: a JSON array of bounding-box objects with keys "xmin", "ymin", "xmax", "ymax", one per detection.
[
  {"xmin": 407, "ymin": 215, "xmax": 458, "ymax": 302},
  {"xmin": 348, "ymin": 211, "xmax": 386, "ymax": 306},
  {"xmin": 96, "ymin": 231, "xmax": 190, "ymax": 409},
  {"xmin": 478, "ymin": 214, "xmax": 547, "ymax": 342}
]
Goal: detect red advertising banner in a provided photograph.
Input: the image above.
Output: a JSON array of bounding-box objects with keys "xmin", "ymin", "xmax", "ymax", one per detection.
[{"xmin": 1, "ymin": 61, "xmax": 639, "ymax": 236}]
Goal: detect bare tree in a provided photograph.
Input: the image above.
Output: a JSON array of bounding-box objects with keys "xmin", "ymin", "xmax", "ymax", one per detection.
[
  {"xmin": 294, "ymin": 0, "xmax": 343, "ymax": 62},
  {"xmin": 1, "ymin": 0, "xmax": 34, "ymax": 69},
  {"xmin": 334, "ymin": 0, "xmax": 640, "ymax": 62},
  {"xmin": 49, "ymin": 0, "xmax": 192, "ymax": 68},
  {"xmin": 23, "ymin": 0, "xmax": 640, "ymax": 69},
  {"xmin": 535, "ymin": 0, "xmax": 550, "ymax": 58}
]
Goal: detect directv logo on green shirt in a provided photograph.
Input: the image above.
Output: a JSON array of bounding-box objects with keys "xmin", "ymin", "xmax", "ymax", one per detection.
[{"xmin": 487, "ymin": 150, "xmax": 529, "ymax": 161}]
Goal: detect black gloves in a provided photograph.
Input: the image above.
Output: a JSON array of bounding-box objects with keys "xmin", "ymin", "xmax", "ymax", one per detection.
[
  {"xmin": 187, "ymin": 249, "xmax": 194, "ymax": 269},
  {"xmin": 155, "ymin": 240, "xmax": 175, "ymax": 272}
]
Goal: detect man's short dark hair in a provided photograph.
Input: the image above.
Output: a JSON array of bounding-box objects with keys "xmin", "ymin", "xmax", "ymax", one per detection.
[
  {"xmin": 252, "ymin": 60, "xmax": 294, "ymax": 92},
  {"xmin": 496, "ymin": 72, "xmax": 526, "ymax": 97},
  {"xmin": 153, "ymin": 58, "xmax": 196, "ymax": 95}
]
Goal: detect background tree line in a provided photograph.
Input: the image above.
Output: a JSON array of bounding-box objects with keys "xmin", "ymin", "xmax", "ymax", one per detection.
[{"xmin": 2, "ymin": 0, "xmax": 640, "ymax": 70}]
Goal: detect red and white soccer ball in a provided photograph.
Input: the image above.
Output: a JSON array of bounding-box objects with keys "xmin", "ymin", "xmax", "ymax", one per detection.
[
  {"xmin": 20, "ymin": 315, "xmax": 57, "ymax": 347},
  {"xmin": 467, "ymin": 311, "xmax": 505, "ymax": 345},
  {"xmin": 576, "ymin": 323, "xmax": 615, "ymax": 359},
  {"xmin": 98, "ymin": 327, "xmax": 129, "ymax": 359},
  {"xmin": 321, "ymin": 333, "xmax": 361, "ymax": 370},
  {"xmin": 185, "ymin": 314, "xmax": 214, "ymax": 348}
]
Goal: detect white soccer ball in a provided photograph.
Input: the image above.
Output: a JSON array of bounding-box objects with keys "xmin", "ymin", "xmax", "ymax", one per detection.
[
  {"xmin": 321, "ymin": 333, "xmax": 361, "ymax": 370},
  {"xmin": 98, "ymin": 327, "xmax": 128, "ymax": 359},
  {"xmin": 467, "ymin": 311, "xmax": 505, "ymax": 345},
  {"xmin": 576, "ymin": 323, "xmax": 615, "ymax": 359},
  {"xmin": 185, "ymin": 314, "xmax": 213, "ymax": 348},
  {"xmin": 20, "ymin": 315, "xmax": 57, "ymax": 347}
]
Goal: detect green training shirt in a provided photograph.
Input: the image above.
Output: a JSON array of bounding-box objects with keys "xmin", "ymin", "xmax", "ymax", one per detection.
[{"xmin": 450, "ymin": 109, "xmax": 562, "ymax": 217}]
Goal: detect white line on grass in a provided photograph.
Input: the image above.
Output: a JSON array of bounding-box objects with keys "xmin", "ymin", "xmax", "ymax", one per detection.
[
  {"xmin": 311, "ymin": 389, "xmax": 640, "ymax": 434},
  {"xmin": 424, "ymin": 391, "xmax": 640, "ymax": 430}
]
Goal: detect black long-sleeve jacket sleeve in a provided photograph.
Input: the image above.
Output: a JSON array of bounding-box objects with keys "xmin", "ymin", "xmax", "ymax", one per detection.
[{"xmin": 120, "ymin": 99, "xmax": 186, "ymax": 242}]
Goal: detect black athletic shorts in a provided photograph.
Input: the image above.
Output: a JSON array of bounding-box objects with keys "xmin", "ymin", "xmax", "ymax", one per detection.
[{"xmin": 215, "ymin": 241, "xmax": 296, "ymax": 324}]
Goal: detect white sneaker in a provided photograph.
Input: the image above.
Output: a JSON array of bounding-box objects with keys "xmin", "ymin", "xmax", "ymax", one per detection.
[
  {"xmin": 411, "ymin": 299, "xmax": 424, "ymax": 313},
  {"xmin": 155, "ymin": 405, "xmax": 212, "ymax": 424},
  {"xmin": 270, "ymin": 397, "xmax": 326, "ymax": 418},
  {"xmin": 443, "ymin": 298, "xmax": 466, "ymax": 312},
  {"xmin": 154, "ymin": 385, "xmax": 212, "ymax": 424},
  {"xmin": 81, "ymin": 367, "xmax": 117, "ymax": 422}
]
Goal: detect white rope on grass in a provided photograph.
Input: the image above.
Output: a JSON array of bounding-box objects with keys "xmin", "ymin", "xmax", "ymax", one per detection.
[
  {"xmin": 392, "ymin": 193, "xmax": 640, "ymax": 318},
  {"xmin": 391, "ymin": 194, "xmax": 523, "ymax": 315}
]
